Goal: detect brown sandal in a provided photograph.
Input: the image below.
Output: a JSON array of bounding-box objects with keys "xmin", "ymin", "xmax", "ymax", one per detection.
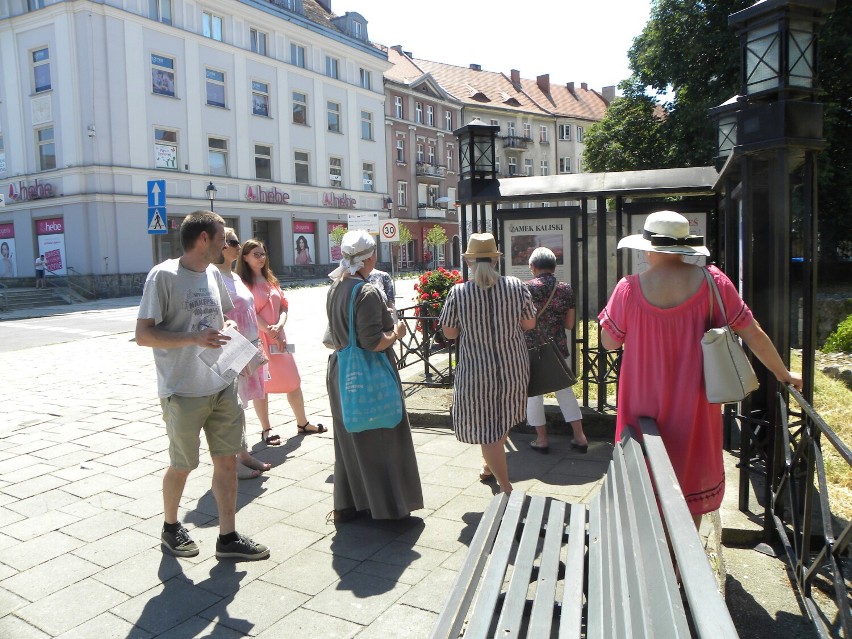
[
  {"xmin": 261, "ymin": 429, "xmax": 281, "ymax": 445},
  {"xmin": 297, "ymin": 423, "xmax": 326, "ymax": 435}
]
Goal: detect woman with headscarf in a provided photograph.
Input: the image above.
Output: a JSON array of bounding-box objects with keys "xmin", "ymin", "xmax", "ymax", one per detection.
[
  {"xmin": 325, "ymin": 230, "xmax": 423, "ymax": 521},
  {"xmin": 439, "ymin": 234, "xmax": 537, "ymax": 494},
  {"xmin": 599, "ymin": 211, "xmax": 802, "ymax": 526}
]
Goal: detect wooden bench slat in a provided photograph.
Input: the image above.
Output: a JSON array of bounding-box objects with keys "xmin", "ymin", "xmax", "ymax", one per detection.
[
  {"xmin": 586, "ymin": 492, "xmax": 605, "ymax": 639},
  {"xmin": 528, "ymin": 499, "xmax": 567, "ymax": 637},
  {"xmin": 429, "ymin": 492, "xmax": 510, "ymax": 639},
  {"xmin": 637, "ymin": 417, "xmax": 740, "ymax": 638},
  {"xmin": 496, "ymin": 494, "xmax": 547, "ymax": 638},
  {"xmin": 465, "ymin": 490, "xmax": 526, "ymax": 639},
  {"xmin": 558, "ymin": 503, "xmax": 587, "ymax": 639}
]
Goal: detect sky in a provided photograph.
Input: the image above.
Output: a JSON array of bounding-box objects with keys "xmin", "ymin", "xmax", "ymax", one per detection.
[{"xmin": 332, "ymin": 0, "xmax": 654, "ymax": 93}]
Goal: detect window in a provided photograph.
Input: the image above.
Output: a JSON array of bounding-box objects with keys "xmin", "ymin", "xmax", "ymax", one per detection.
[
  {"xmin": 327, "ymin": 101, "xmax": 341, "ymax": 133},
  {"xmin": 394, "ymin": 96, "xmax": 403, "ymax": 119},
  {"xmin": 397, "ymin": 181, "xmax": 407, "ymax": 207},
  {"xmin": 559, "ymin": 124, "xmax": 571, "ymax": 140},
  {"xmin": 416, "ymin": 143, "xmax": 424, "ymax": 163},
  {"xmin": 208, "ymin": 137, "xmax": 228, "ymax": 176},
  {"xmin": 396, "ymin": 139, "xmax": 405, "ymax": 163},
  {"xmin": 508, "ymin": 157, "xmax": 517, "ymax": 176},
  {"xmin": 151, "ymin": 54, "xmax": 175, "ymax": 97},
  {"xmin": 325, "ymin": 56, "xmax": 339, "ymax": 79},
  {"xmin": 359, "ymin": 68, "xmax": 372, "ymax": 90},
  {"xmin": 294, "ymin": 151, "xmax": 309, "ymax": 184},
  {"xmin": 446, "ymin": 150, "xmax": 453, "ymax": 172},
  {"xmin": 577, "ymin": 126, "xmax": 585, "ymax": 142},
  {"xmin": 251, "ymin": 81, "xmax": 269, "ymax": 117},
  {"xmin": 522, "ymin": 123, "xmax": 531, "ymax": 139},
  {"xmin": 250, "ymin": 29, "xmax": 267, "ymax": 56},
  {"xmin": 445, "ymin": 111, "xmax": 453, "ymax": 131},
  {"xmin": 36, "ymin": 127, "xmax": 55, "ymax": 171},
  {"xmin": 205, "ymin": 68, "xmax": 226, "ymax": 108},
  {"xmin": 353, "ymin": 20, "xmax": 362, "ymax": 39},
  {"xmin": 150, "ymin": 0, "xmax": 172, "ymax": 24},
  {"xmin": 524, "ymin": 158, "xmax": 533, "ymax": 176},
  {"xmin": 329, "ymin": 156, "xmax": 343, "ymax": 186},
  {"xmin": 541, "ymin": 159, "xmax": 549, "ymax": 176},
  {"xmin": 154, "ymin": 128, "xmax": 178, "ymax": 170},
  {"xmin": 426, "ymin": 105, "xmax": 434, "ymax": 126},
  {"xmin": 577, "ymin": 158, "xmax": 583, "ymax": 173},
  {"xmin": 254, "ymin": 144, "xmax": 272, "ymax": 180},
  {"xmin": 539, "ymin": 125, "xmax": 549, "ymax": 143},
  {"xmin": 291, "ymin": 43, "xmax": 306, "ymax": 68},
  {"xmin": 427, "ymin": 145, "xmax": 435, "ymax": 165},
  {"xmin": 559, "ymin": 157, "xmax": 572, "ymax": 173},
  {"xmin": 495, "ymin": 156, "xmax": 500, "ymax": 174},
  {"xmin": 28, "ymin": 0, "xmax": 46, "ymax": 9},
  {"xmin": 202, "ymin": 11, "xmax": 223, "ymax": 41},
  {"xmin": 292, "ymin": 91, "xmax": 307, "ymax": 125},
  {"xmin": 32, "ymin": 47, "xmax": 51, "ymax": 93},
  {"xmin": 360, "ymin": 110, "xmax": 373, "ymax": 140},
  {"xmin": 362, "ymin": 162, "xmax": 374, "ymax": 192},
  {"xmin": 490, "ymin": 119, "xmax": 499, "ymax": 127},
  {"xmin": 415, "ymin": 102, "xmax": 423, "ymax": 124},
  {"xmin": 507, "ymin": 122, "xmax": 516, "ymax": 137}
]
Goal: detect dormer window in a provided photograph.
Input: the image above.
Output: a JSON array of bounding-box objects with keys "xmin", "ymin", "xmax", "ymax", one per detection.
[{"xmin": 353, "ymin": 21, "xmax": 362, "ymax": 39}]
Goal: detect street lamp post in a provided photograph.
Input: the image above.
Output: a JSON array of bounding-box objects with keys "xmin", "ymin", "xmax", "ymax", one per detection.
[{"xmin": 206, "ymin": 181, "xmax": 217, "ymax": 211}]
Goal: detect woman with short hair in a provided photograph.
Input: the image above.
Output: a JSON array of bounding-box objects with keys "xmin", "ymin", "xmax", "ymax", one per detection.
[{"xmin": 439, "ymin": 233, "xmax": 537, "ymax": 494}]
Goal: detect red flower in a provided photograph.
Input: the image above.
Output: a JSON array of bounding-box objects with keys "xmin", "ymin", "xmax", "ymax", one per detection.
[{"xmin": 431, "ymin": 292, "xmax": 440, "ymax": 299}]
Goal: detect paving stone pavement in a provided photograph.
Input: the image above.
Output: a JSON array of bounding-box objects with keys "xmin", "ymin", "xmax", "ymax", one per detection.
[{"xmin": 0, "ymin": 280, "xmax": 611, "ymax": 638}]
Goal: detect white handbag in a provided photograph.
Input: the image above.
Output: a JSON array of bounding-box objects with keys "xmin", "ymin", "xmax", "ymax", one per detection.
[{"xmin": 700, "ymin": 268, "xmax": 759, "ymax": 404}]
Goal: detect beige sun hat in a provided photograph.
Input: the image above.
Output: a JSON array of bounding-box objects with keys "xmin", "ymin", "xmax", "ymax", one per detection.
[
  {"xmin": 462, "ymin": 233, "xmax": 502, "ymax": 259},
  {"xmin": 617, "ymin": 210, "xmax": 709, "ymax": 256}
]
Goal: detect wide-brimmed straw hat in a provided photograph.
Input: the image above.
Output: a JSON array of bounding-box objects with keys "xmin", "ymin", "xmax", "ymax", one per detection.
[
  {"xmin": 617, "ymin": 210, "xmax": 709, "ymax": 256},
  {"xmin": 462, "ymin": 233, "xmax": 502, "ymax": 259}
]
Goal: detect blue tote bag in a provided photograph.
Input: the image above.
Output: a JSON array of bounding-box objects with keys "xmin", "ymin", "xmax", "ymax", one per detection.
[{"xmin": 337, "ymin": 282, "xmax": 403, "ymax": 432}]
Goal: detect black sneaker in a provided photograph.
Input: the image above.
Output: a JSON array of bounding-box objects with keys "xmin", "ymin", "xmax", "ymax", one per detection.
[
  {"xmin": 161, "ymin": 525, "xmax": 199, "ymax": 557},
  {"xmin": 215, "ymin": 533, "xmax": 269, "ymax": 560}
]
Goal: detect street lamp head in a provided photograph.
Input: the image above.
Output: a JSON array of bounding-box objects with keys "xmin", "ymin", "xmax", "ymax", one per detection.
[{"xmin": 206, "ymin": 181, "xmax": 217, "ymax": 201}]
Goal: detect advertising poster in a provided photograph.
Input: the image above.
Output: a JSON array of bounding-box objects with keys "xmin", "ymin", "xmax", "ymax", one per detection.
[
  {"xmin": 36, "ymin": 217, "xmax": 67, "ymax": 275},
  {"xmin": 0, "ymin": 223, "xmax": 16, "ymax": 277},
  {"xmin": 293, "ymin": 220, "xmax": 316, "ymax": 265},
  {"xmin": 628, "ymin": 212, "xmax": 707, "ymax": 273},
  {"xmin": 328, "ymin": 222, "xmax": 347, "ymax": 263},
  {"xmin": 503, "ymin": 218, "xmax": 571, "ymax": 282}
]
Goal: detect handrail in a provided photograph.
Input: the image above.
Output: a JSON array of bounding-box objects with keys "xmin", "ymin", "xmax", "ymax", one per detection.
[
  {"xmin": 66, "ymin": 267, "xmax": 97, "ymax": 299},
  {"xmin": 769, "ymin": 384, "xmax": 851, "ymax": 638}
]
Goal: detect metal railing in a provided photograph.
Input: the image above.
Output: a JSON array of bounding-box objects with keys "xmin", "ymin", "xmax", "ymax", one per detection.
[
  {"xmin": 769, "ymin": 386, "xmax": 851, "ymax": 638},
  {"xmin": 66, "ymin": 267, "xmax": 97, "ymax": 299},
  {"xmin": 395, "ymin": 303, "xmax": 455, "ymax": 387}
]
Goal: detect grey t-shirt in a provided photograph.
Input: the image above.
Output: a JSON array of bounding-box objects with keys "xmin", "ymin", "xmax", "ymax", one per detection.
[{"xmin": 138, "ymin": 258, "xmax": 234, "ymax": 398}]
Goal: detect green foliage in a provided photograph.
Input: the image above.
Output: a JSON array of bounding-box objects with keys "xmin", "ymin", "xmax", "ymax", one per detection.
[
  {"xmin": 413, "ymin": 267, "xmax": 462, "ymax": 332},
  {"xmin": 329, "ymin": 225, "xmax": 347, "ymax": 246},
  {"xmin": 424, "ymin": 225, "xmax": 448, "ymax": 248},
  {"xmin": 398, "ymin": 223, "xmax": 413, "ymax": 246},
  {"xmin": 823, "ymin": 314, "xmax": 852, "ymax": 353}
]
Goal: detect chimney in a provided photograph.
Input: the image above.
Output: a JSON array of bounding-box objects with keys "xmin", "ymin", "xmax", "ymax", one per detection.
[
  {"xmin": 404, "ymin": 51, "xmax": 413, "ymax": 58},
  {"xmin": 602, "ymin": 85, "xmax": 616, "ymax": 104},
  {"xmin": 470, "ymin": 63, "xmax": 481, "ymax": 71},
  {"xmin": 391, "ymin": 45, "xmax": 403, "ymax": 53},
  {"xmin": 536, "ymin": 74, "xmax": 550, "ymax": 93},
  {"xmin": 566, "ymin": 82, "xmax": 575, "ymax": 94},
  {"xmin": 510, "ymin": 69, "xmax": 520, "ymax": 86},
  {"xmin": 316, "ymin": 0, "xmax": 331, "ymax": 11},
  {"xmin": 581, "ymin": 82, "xmax": 588, "ymax": 91}
]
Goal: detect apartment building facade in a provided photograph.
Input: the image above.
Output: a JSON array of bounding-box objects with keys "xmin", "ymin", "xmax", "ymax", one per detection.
[{"xmin": 0, "ymin": 0, "xmax": 390, "ymax": 282}]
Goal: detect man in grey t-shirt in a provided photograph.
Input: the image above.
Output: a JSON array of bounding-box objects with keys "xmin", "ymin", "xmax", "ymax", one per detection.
[{"xmin": 136, "ymin": 210, "xmax": 268, "ymax": 561}]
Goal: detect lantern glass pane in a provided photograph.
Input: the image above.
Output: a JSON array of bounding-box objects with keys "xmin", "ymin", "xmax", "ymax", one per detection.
[
  {"xmin": 718, "ymin": 118, "xmax": 736, "ymax": 155},
  {"xmin": 788, "ymin": 22, "xmax": 815, "ymax": 88},
  {"xmin": 473, "ymin": 138, "xmax": 493, "ymax": 172},
  {"xmin": 746, "ymin": 25, "xmax": 780, "ymax": 93},
  {"xmin": 460, "ymin": 144, "xmax": 471, "ymax": 174}
]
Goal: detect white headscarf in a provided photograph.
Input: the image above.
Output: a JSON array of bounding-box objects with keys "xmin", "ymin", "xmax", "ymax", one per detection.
[{"xmin": 328, "ymin": 230, "xmax": 376, "ymax": 280}]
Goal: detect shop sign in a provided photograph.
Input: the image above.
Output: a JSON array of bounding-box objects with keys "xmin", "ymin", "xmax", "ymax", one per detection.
[
  {"xmin": 322, "ymin": 192, "xmax": 357, "ymax": 209},
  {"xmin": 36, "ymin": 217, "xmax": 64, "ymax": 235},
  {"xmin": 246, "ymin": 185, "xmax": 290, "ymax": 204},
  {"xmin": 7, "ymin": 179, "xmax": 55, "ymax": 203}
]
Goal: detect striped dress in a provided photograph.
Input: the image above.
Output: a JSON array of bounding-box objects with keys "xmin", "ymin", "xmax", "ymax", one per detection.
[{"xmin": 439, "ymin": 277, "xmax": 536, "ymax": 444}]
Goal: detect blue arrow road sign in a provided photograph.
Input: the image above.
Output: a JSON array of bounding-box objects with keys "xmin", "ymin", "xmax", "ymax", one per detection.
[
  {"xmin": 148, "ymin": 207, "xmax": 168, "ymax": 235},
  {"xmin": 147, "ymin": 180, "xmax": 166, "ymax": 207}
]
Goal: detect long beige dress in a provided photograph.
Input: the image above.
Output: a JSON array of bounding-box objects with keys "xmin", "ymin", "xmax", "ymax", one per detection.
[{"xmin": 326, "ymin": 277, "xmax": 423, "ymax": 519}]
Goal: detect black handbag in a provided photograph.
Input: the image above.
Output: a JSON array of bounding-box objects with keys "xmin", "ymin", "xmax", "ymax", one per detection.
[{"xmin": 527, "ymin": 282, "xmax": 578, "ymax": 397}]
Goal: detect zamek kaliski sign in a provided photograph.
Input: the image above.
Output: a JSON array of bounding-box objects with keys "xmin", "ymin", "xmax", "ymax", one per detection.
[
  {"xmin": 245, "ymin": 185, "xmax": 290, "ymax": 204},
  {"xmin": 7, "ymin": 179, "xmax": 55, "ymax": 202}
]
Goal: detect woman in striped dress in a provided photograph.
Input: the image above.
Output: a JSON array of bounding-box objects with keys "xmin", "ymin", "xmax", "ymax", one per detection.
[{"xmin": 439, "ymin": 234, "xmax": 537, "ymax": 494}]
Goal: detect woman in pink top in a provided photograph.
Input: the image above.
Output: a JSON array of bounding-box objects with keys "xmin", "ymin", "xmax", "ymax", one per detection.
[{"xmin": 598, "ymin": 211, "xmax": 802, "ymax": 526}]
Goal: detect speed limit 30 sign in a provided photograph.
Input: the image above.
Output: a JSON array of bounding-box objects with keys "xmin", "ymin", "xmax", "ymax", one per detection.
[{"xmin": 380, "ymin": 218, "xmax": 399, "ymax": 242}]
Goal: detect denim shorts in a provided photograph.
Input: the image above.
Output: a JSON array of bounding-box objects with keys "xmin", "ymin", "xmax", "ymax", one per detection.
[{"xmin": 160, "ymin": 383, "xmax": 242, "ymax": 470}]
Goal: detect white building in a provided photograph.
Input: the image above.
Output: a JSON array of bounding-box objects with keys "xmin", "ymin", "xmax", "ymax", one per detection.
[{"xmin": 0, "ymin": 0, "xmax": 390, "ymax": 287}]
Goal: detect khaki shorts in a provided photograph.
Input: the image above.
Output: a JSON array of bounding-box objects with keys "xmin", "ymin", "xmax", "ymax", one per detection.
[{"xmin": 161, "ymin": 383, "xmax": 242, "ymax": 470}]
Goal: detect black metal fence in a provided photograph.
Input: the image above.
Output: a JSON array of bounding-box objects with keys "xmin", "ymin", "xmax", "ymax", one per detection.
[{"xmin": 394, "ymin": 303, "xmax": 455, "ymax": 387}]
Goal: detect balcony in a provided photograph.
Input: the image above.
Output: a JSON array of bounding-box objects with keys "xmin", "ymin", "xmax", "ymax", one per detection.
[
  {"xmin": 501, "ymin": 135, "xmax": 531, "ymax": 150},
  {"xmin": 417, "ymin": 204, "xmax": 448, "ymax": 219},
  {"xmin": 415, "ymin": 163, "xmax": 447, "ymax": 180}
]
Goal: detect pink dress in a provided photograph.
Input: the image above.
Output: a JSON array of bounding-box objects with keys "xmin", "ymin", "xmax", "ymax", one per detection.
[
  {"xmin": 251, "ymin": 281, "xmax": 301, "ymax": 394},
  {"xmin": 598, "ymin": 265, "xmax": 753, "ymax": 516},
  {"xmin": 222, "ymin": 273, "xmax": 265, "ymax": 407}
]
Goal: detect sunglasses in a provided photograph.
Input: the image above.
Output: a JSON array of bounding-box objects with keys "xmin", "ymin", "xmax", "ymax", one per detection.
[
  {"xmin": 226, "ymin": 239, "xmax": 240, "ymax": 248},
  {"xmin": 250, "ymin": 252, "xmax": 267, "ymax": 259}
]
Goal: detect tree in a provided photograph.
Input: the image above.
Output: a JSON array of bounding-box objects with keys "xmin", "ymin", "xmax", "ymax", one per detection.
[
  {"xmin": 425, "ymin": 225, "xmax": 448, "ymax": 268},
  {"xmin": 330, "ymin": 224, "xmax": 347, "ymax": 246},
  {"xmin": 584, "ymin": 79, "xmax": 669, "ymax": 173}
]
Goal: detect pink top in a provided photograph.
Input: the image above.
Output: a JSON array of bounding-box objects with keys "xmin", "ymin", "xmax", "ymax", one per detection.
[{"xmin": 599, "ymin": 265, "xmax": 754, "ymax": 515}]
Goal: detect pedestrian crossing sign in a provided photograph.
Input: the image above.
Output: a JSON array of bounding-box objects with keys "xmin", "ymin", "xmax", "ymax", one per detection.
[{"xmin": 148, "ymin": 207, "xmax": 168, "ymax": 235}]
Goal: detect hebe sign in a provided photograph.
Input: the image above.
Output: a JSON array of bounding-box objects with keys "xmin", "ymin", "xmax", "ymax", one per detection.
[
  {"xmin": 8, "ymin": 179, "xmax": 55, "ymax": 202},
  {"xmin": 37, "ymin": 217, "xmax": 64, "ymax": 235},
  {"xmin": 245, "ymin": 185, "xmax": 290, "ymax": 204}
]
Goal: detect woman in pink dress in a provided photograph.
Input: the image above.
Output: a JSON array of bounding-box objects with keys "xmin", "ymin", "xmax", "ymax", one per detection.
[
  {"xmin": 598, "ymin": 211, "xmax": 802, "ymax": 526},
  {"xmin": 237, "ymin": 239, "xmax": 325, "ymax": 445}
]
